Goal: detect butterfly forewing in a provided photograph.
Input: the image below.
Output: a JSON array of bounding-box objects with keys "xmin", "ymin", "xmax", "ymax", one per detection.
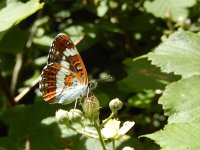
[
  {"xmin": 39, "ymin": 33, "xmax": 88, "ymax": 104},
  {"xmin": 48, "ymin": 34, "xmax": 76, "ymax": 63}
]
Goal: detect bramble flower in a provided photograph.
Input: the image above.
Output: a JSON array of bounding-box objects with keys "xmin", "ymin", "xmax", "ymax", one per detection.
[
  {"xmin": 122, "ymin": 146, "xmax": 134, "ymax": 150},
  {"xmin": 101, "ymin": 119, "xmax": 135, "ymax": 139}
]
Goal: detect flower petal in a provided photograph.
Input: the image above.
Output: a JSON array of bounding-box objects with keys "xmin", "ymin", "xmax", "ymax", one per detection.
[
  {"xmin": 118, "ymin": 121, "xmax": 135, "ymax": 136},
  {"xmin": 101, "ymin": 119, "xmax": 120, "ymax": 138}
]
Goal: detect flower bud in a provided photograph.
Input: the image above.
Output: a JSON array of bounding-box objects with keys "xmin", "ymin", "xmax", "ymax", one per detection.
[
  {"xmin": 68, "ymin": 109, "xmax": 83, "ymax": 122},
  {"xmin": 55, "ymin": 109, "xmax": 69, "ymax": 124},
  {"xmin": 82, "ymin": 94, "xmax": 100, "ymax": 119},
  {"xmin": 109, "ymin": 98, "xmax": 123, "ymax": 112}
]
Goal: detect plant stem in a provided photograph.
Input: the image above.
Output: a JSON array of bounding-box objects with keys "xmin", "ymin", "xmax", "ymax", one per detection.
[
  {"xmin": 94, "ymin": 123, "xmax": 106, "ymax": 150},
  {"xmin": 112, "ymin": 138, "xmax": 115, "ymax": 150},
  {"xmin": 65, "ymin": 123, "xmax": 98, "ymax": 139},
  {"xmin": 100, "ymin": 112, "xmax": 115, "ymax": 128},
  {"xmin": 14, "ymin": 76, "xmax": 40, "ymax": 102}
]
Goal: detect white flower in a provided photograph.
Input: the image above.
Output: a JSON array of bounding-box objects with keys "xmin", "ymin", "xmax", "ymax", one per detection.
[
  {"xmin": 118, "ymin": 121, "xmax": 135, "ymax": 136},
  {"xmin": 101, "ymin": 119, "xmax": 135, "ymax": 139},
  {"xmin": 122, "ymin": 146, "xmax": 134, "ymax": 150}
]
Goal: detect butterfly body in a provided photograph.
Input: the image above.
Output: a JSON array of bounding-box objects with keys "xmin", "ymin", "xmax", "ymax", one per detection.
[{"xmin": 39, "ymin": 33, "xmax": 88, "ymax": 104}]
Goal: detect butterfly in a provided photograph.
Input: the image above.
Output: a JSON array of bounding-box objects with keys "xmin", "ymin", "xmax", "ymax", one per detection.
[{"xmin": 39, "ymin": 33, "xmax": 89, "ymax": 104}]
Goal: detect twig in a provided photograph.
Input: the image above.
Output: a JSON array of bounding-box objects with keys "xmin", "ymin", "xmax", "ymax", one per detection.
[
  {"xmin": 74, "ymin": 35, "xmax": 84, "ymax": 45},
  {"xmin": 14, "ymin": 77, "xmax": 40, "ymax": 102},
  {"xmin": 25, "ymin": 139, "xmax": 30, "ymax": 150},
  {"xmin": 26, "ymin": 10, "xmax": 42, "ymax": 48},
  {"xmin": 11, "ymin": 53, "xmax": 23, "ymax": 95}
]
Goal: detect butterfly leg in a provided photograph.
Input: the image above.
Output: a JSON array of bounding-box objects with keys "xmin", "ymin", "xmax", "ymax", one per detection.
[
  {"xmin": 74, "ymin": 98, "xmax": 78, "ymax": 109},
  {"xmin": 86, "ymin": 87, "xmax": 90, "ymax": 98}
]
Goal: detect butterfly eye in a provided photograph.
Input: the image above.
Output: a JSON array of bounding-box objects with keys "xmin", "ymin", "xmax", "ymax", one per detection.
[{"xmin": 88, "ymin": 81, "xmax": 98, "ymax": 90}]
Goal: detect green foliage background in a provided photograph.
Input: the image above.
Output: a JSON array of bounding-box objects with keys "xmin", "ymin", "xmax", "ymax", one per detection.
[{"xmin": 0, "ymin": 0, "xmax": 200, "ymax": 149}]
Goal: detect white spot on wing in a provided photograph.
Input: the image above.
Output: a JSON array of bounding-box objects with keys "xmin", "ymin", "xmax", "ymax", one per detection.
[
  {"xmin": 77, "ymin": 66, "xmax": 82, "ymax": 70},
  {"xmin": 57, "ymin": 79, "xmax": 64, "ymax": 87},
  {"xmin": 56, "ymin": 70, "xmax": 65, "ymax": 91},
  {"xmin": 60, "ymin": 67, "xmax": 70, "ymax": 75},
  {"xmin": 63, "ymin": 49, "xmax": 71, "ymax": 56},
  {"xmin": 56, "ymin": 71, "xmax": 65, "ymax": 79},
  {"xmin": 62, "ymin": 55, "xmax": 66, "ymax": 60},
  {"xmin": 43, "ymin": 65, "xmax": 48, "ymax": 69},
  {"xmin": 44, "ymin": 83, "xmax": 48, "ymax": 88},
  {"xmin": 60, "ymin": 61, "xmax": 70, "ymax": 68},
  {"xmin": 56, "ymin": 51, "xmax": 60, "ymax": 55},
  {"xmin": 63, "ymin": 48, "xmax": 78, "ymax": 57}
]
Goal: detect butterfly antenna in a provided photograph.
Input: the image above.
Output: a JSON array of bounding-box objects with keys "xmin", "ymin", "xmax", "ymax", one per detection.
[
  {"xmin": 87, "ymin": 86, "xmax": 90, "ymax": 98},
  {"xmin": 88, "ymin": 75, "xmax": 112, "ymax": 91},
  {"xmin": 96, "ymin": 75, "xmax": 112, "ymax": 82}
]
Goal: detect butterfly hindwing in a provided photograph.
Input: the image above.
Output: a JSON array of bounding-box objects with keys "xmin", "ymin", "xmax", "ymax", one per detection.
[{"xmin": 39, "ymin": 33, "xmax": 88, "ymax": 104}]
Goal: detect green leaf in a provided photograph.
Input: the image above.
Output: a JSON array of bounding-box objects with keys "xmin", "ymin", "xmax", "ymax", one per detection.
[
  {"xmin": 115, "ymin": 136, "xmax": 144, "ymax": 150},
  {"xmin": 0, "ymin": 137, "xmax": 19, "ymax": 150},
  {"xmin": 34, "ymin": 56, "xmax": 48, "ymax": 66},
  {"xmin": 142, "ymin": 76, "xmax": 200, "ymax": 149},
  {"xmin": 0, "ymin": 102, "xmax": 68, "ymax": 149},
  {"xmin": 0, "ymin": 52, "xmax": 15, "ymax": 74},
  {"xmin": 147, "ymin": 31, "xmax": 200, "ymax": 78},
  {"xmin": 143, "ymin": 123, "xmax": 200, "ymax": 150},
  {"xmin": 0, "ymin": 0, "xmax": 44, "ymax": 37},
  {"xmin": 97, "ymin": 20, "xmax": 121, "ymax": 33},
  {"xmin": 123, "ymin": 14, "xmax": 157, "ymax": 32},
  {"xmin": 64, "ymin": 25, "xmax": 84, "ymax": 37},
  {"xmin": 144, "ymin": 0, "xmax": 196, "ymax": 21},
  {"xmin": 33, "ymin": 35, "xmax": 53, "ymax": 48},
  {"xmin": 0, "ymin": 26, "xmax": 29, "ymax": 53},
  {"xmin": 85, "ymin": 138, "xmax": 102, "ymax": 150},
  {"xmin": 117, "ymin": 58, "xmax": 179, "ymax": 92},
  {"xmin": 97, "ymin": 0, "xmax": 108, "ymax": 17},
  {"xmin": 159, "ymin": 75, "xmax": 200, "ymax": 123},
  {"xmin": 127, "ymin": 90, "xmax": 156, "ymax": 109}
]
